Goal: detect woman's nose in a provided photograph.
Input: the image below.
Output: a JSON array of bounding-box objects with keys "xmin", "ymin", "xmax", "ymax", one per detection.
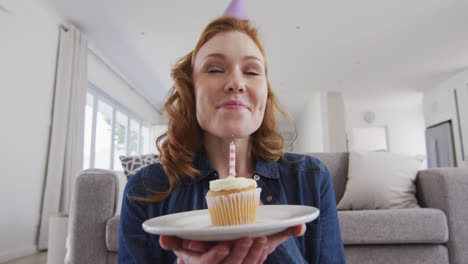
[{"xmin": 224, "ymin": 70, "xmax": 245, "ymax": 93}]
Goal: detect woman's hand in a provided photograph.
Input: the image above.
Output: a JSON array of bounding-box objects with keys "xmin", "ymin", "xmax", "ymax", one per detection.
[{"xmin": 159, "ymin": 224, "xmax": 306, "ymax": 264}]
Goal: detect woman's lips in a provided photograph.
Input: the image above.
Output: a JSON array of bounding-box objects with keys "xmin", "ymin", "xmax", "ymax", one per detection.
[{"xmin": 218, "ymin": 101, "xmax": 249, "ymax": 110}]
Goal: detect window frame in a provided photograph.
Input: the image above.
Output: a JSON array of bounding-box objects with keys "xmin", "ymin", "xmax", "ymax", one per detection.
[{"xmin": 84, "ymin": 82, "xmax": 152, "ymax": 170}]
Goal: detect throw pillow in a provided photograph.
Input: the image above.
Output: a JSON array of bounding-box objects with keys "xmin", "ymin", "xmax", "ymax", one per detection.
[
  {"xmin": 119, "ymin": 154, "xmax": 159, "ymax": 179},
  {"xmin": 337, "ymin": 151, "xmax": 425, "ymax": 210}
]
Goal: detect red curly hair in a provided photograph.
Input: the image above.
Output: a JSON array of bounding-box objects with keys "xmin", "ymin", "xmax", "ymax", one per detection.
[{"xmin": 143, "ymin": 17, "xmax": 296, "ymax": 202}]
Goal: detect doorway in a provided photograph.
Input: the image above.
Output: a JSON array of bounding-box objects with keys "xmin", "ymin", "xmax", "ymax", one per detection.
[{"xmin": 425, "ymin": 120, "xmax": 456, "ymax": 168}]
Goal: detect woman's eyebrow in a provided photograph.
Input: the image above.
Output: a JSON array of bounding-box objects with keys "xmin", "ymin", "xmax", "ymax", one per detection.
[
  {"xmin": 203, "ymin": 53, "xmax": 263, "ymax": 64},
  {"xmin": 203, "ymin": 53, "xmax": 226, "ymax": 62},
  {"xmin": 243, "ymin": 56, "xmax": 264, "ymax": 64}
]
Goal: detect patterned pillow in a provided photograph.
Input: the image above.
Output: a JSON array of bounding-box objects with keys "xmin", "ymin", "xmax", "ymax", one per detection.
[{"xmin": 119, "ymin": 154, "xmax": 159, "ymax": 179}]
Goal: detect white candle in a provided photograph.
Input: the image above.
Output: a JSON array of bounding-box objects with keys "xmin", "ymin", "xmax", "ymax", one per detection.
[{"xmin": 229, "ymin": 141, "xmax": 236, "ymax": 177}]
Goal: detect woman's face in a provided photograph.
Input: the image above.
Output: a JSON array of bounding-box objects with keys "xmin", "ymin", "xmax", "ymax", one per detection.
[{"xmin": 192, "ymin": 31, "xmax": 268, "ymax": 139}]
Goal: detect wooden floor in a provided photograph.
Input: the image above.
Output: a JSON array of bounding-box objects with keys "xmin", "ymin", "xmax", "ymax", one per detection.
[{"xmin": 2, "ymin": 252, "xmax": 47, "ymax": 264}]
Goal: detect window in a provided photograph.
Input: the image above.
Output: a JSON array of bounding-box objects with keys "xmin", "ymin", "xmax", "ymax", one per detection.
[
  {"xmin": 113, "ymin": 111, "xmax": 128, "ymax": 170},
  {"xmin": 83, "ymin": 82, "xmax": 154, "ymax": 171}
]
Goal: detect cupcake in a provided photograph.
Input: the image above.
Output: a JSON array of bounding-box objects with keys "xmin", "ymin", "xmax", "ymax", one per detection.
[{"xmin": 206, "ymin": 176, "xmax": 261, "ymax": 226}]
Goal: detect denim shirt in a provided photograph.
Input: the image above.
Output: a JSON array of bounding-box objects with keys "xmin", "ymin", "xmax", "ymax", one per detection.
[{"xmin": 118, "ymin": 151, "xmax": 346, "ymax": 263}]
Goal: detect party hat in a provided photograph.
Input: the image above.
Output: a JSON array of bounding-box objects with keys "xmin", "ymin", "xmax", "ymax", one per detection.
[{"xmin": 222, "ymin": 0, "xmax": 248, "ymax": 20}]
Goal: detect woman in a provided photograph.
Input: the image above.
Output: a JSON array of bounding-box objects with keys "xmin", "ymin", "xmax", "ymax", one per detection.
[{"xmin": 119, "ymin": 17, "xmax": 346, "ymax": 264}]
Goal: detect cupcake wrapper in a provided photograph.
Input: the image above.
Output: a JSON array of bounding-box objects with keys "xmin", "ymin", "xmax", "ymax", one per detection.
[{"xmin": 206, "ymin": 188, "xmax": 261, "ymax": 226}]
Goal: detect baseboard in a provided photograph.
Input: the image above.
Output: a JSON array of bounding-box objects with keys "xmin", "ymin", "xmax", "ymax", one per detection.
[{"xmin": 0, "ymin": 246, "xmax": 38, "ymax": 263}]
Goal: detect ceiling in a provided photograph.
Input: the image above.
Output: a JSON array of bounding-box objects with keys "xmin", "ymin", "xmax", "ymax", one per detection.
[{"xmin": 47, "ymin": 0, "xmax": 468, "ymax": 119}]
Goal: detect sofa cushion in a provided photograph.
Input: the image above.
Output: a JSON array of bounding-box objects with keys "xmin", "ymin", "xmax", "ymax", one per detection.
[
  {"xmin": 337, "ymin": 151, "xmax": 424, "ymax": 210},
  {"xmin": 338, "ymin": 208, "xmax": 448, "ymax": 245},
  {"xmin": 106, "ymin": 215, "xmax": 120, "ymax": 252},
  {"xmin": 345, "ymin": 245, "xmax": 449, "ymax": 264}
]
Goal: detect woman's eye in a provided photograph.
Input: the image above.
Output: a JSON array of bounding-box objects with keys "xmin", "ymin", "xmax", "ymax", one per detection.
[
  {"xmin": 207, "ymin": 68, "xmax": 223, "ymax": 73},
  {"xmin": 244, "ymin": 65, "xmax": 262, "ymax": 76},
  {"xmin": 245, "ymin": 71, "xmax": 260, "ymax": 76}
]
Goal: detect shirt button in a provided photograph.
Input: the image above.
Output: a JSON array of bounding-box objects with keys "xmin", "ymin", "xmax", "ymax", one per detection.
[
  {"xmin": 253, "ymin": 174, "xmax": 260, "ymax": 181},
  {"xmin": 266, "ymin": 195, "xmax": 273, "ymax": 202}
]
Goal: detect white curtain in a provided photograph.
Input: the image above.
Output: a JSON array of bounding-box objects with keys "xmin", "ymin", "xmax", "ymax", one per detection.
[{"xmin": 38, "ymin": 25, "xmax": 88, "ymax": 250}]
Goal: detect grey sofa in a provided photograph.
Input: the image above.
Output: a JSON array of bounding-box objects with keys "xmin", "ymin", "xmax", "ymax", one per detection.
[{"xmin": 67, "ymin": 152, "xmax": 468, "ymax": 263}]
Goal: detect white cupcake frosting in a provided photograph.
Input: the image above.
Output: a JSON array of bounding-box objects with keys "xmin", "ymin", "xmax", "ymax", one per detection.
[{"xmin": 209, "ymin": 176, "xmax": 257, "ymax": 191}]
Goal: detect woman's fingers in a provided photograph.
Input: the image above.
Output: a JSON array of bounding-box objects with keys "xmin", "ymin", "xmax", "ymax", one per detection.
[
  {"xmin": 160, "ymin": 235, "xmax": 183, "ymax": 251},
  {"xmin": 288, "ymin": 224, "xmax": 307, "ymax": 237},
  {"xmin": 257, "ymin": 249, "xmax": 269, "ymax": 264},
  {"xmin": 241, "ymin": 237, "xmax": 267, "ymax": 263},
  {"xmin": 223, "ymin": 225, "xmax": 305, "ymax": 263},
  {"xmin": 160, "ymin": 235, "xmax": 215, "ymax": 253},
  {"xmin": 161, "ymin": 225, "xmax": 306, "ymax": 264},
  {"xmin": 175, "ymin": 243, "xmax": 230, "ymax": 264},
  {"xmin": 269, "ymin": 224, "xmax": 306, "ymax": 243},
  {"xmin": 220, "ymin": 237, "xmax": 253, "ymax": 264},
  {"xmin": 263, "ymin": 224, "xmax": 306, "ymax": 255},
  {"xmin": 182, "ymin": 239, "xmax": 214, "ymax": 253}
]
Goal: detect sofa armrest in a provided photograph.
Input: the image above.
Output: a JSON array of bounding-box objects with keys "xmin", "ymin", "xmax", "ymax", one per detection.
[
  {"xmin": 416, "ymin": 167, "xmax": 468, "ymax": 264},
  {"xmin": 68, "ymin": 169, "xmax": 118, "ymax": 264}
]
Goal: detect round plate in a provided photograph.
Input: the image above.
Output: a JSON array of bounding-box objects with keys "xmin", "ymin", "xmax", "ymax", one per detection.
[{"xmin": 142, "ymin": 205, "xmax": 319, "ymax": 241}]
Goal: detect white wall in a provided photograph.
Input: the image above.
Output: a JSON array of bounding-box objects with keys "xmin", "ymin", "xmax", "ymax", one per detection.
[
  {"xmin": 294, "ymin": 91, "xmax": 426, "ymax": 158},
  {"xmin": 0, "ymin": 0, "xmax": 62, "ymax": 261},
  {"xmin": 423, "ymin": 68, "xmax": 468, "ymax": 165},
  {"xmin": 343, "ymin": 92, "xmax": 427, "ymax": 157},
  {"xmin": 87, "ymin": 47, "xmax": 163, "ymax": 125},
  {"xmin": 295, "ymin": 91, "xmax": 325, "ymax": 153}
]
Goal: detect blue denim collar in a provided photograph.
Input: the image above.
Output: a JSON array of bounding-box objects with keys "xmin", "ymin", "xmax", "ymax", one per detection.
[
  {"xmin": 186, "ymin": 148, "xmax": 280, "ymax": 185},
  {"xmin": 254, "ymin": 156, "xmax": 280, "ymax": 179}
]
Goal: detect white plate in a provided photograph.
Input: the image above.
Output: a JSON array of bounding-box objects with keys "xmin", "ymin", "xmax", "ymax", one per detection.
[{"xmin": 142, "ymin": 205, "xmax": 319, "ymax": 241}]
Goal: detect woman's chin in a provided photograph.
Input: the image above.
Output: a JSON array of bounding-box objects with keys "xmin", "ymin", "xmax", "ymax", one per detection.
[{"xmin": 205, "ymin": 127, "xmax": 256, "ymax": 139}]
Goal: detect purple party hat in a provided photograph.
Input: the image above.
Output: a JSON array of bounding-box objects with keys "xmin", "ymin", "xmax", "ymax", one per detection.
[{"xmin": 222, "ymin": 0, "xmax": 248, "ymax": 20}]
